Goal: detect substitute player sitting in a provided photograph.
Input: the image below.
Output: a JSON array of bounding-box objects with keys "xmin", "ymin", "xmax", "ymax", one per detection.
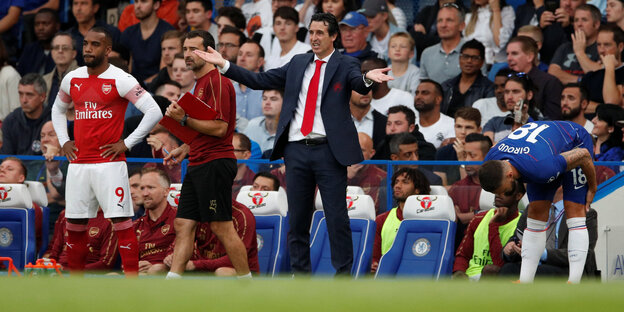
[
  {"xmin": 51, "ymin": 27, "xmax": 163, "ymax": 277},
  {"xmin": 479, "ymin": 120, "xmax": 596, "ymax": 284}
]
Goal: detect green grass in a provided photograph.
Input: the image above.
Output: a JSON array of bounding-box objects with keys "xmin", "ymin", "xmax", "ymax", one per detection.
[{"xmin": 2, "ymin": 276, "xmax": 624, "ymax": 311}]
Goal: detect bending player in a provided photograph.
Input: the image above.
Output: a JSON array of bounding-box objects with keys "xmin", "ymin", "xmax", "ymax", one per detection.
[
  {"xmin": 51, "ymin": 27, "xmax": 163, "ymax": 276},
  {"xmin": 479, "ymin": 120, "xmax": 596, "ymax": 283}
]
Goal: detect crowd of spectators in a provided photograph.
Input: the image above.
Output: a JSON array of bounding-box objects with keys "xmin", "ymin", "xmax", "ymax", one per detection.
[{"xmin": 0, "ymin": 0, "xmax": 619, "ymax": 278}]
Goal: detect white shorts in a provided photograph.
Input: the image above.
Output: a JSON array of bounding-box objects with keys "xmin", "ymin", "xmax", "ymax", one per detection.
[{"xmin": 65, "ymin": 162, "xmax": 133, "ymax": 219}]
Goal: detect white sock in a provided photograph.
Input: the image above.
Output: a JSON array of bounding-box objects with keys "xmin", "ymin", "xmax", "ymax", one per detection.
[
  {"xmin": 165, "ymin": 272, "xmax": 182, "ymax": 280},
  {"xmin": 520, "ymin": 218, "xmax": 547, "ymax": 283},
  {"xmin": 567, "ymin": 217, "xmax": 588, "ymax": 284},
  {"xmin": 237, "ymin": 272, "xmax": 252, "ymax": 279}
]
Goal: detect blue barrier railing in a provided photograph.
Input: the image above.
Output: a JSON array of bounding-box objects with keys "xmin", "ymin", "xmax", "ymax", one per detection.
[{"xmin": 3, "ymin": 155, "xmax": 623, "ymax": 213}]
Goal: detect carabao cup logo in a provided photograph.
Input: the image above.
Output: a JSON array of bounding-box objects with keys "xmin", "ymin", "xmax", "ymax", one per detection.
[
  {"xmin": 0, "ymin": 186, "xmax": 12, "ymax": 202},
  {"xmin": 416, "ymin": 196, "xmax": 437, "ymax": 210},
  {"xmin": 346, "ymin": 195, "xmax": 358, "ymax": 210}
]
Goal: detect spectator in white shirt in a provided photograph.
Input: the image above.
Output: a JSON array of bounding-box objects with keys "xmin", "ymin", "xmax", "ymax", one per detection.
[
  {"xmin": 264, "ymin": 7, "xmax": 311, "ymax": 70},
  {"xmin": 415, "ymin": 79, "xmax": 455, "ymax": 148},
  {"xmin": 463, "ymin": 0, "xmax": 515, "ymax": 64}
]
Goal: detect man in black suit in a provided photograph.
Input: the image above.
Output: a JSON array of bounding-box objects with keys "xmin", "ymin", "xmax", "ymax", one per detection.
[{"xmin": 193, "ymin": 13, "xmax": 393, "ymax": 274}]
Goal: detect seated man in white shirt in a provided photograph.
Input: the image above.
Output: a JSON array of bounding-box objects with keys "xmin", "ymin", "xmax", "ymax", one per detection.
[
  {"xmin": 243, "ymin": 89, "xmax": 282, "ymax": 153},
  {"xmin": 361, "ymin": 57, "xmax": 416, "ymax": 116},
  {"xmin": 415, "ymin": 79, "xmax": 455, "ymax": 149},
  {"xmin": 264, "ymin": 6, "xmax": 311, "ymax": 70},
  {"xmin": 472, "ymin": 68, "xmax": 513, "ymax": 128}
]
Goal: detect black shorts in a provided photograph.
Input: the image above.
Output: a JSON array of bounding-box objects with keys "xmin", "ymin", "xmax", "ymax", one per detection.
[{"xmin": 176, "ymin": 158, "xmax": 236, "ymax": 222}]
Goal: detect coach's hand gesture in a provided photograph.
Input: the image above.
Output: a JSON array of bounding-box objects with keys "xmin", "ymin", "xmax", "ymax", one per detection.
[
  {"xmin": 193, "ymin": 47, "xmax": 226, "ymax": 68},
  {"xmin": 100, "ymin": 140, "xmax": 128, "ymax": 161},
  {"xmin": 365, "ymin": 68, "xmax": 394, "ymax": 83},
  {"xmin": 62, "ymin": 141, "xmax": 78, "ymax": 161}
]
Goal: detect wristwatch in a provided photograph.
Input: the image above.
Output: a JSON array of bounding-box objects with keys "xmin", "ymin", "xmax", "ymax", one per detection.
[
  {"xmin": 180, "ymin": 114, "xmax": 189, "ymax": 126},
  {"xmin": 363, "ymin": 70, "xmax": 374, "ymax": 85}
]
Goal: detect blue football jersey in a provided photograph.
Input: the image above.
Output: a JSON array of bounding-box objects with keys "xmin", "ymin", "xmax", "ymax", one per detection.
[{"xmin": 485, "ymin": 121, "xmax": 594, "ymax": 184}]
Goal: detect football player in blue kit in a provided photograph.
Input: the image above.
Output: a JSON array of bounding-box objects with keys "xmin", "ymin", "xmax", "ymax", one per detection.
[{"xmin": 479, "ymin": 120, "xmax": 597, "ymax": 284}]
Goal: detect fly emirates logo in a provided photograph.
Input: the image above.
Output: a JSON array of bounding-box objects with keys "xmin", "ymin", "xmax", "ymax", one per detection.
[{"xmin": 75, "ymin": 101, "xmax": 113, "ymax": 120}]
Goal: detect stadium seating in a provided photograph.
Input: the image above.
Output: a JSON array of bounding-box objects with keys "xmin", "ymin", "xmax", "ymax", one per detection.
[
  {"xmin": 430, "ymin": 185, "xmax": 449, "ymax": 196},
  {"xmin": 167, "ymin": 183, "xmax": 182, "ymax": 208},
  {"xmin": 24, "ymin": 181, "xmax": 49, "ymax": 258},
  {"xmin": 236, "ymin": 187, "xmax": 289, "ymax": 276},
  {"xmin": 311, "ymin": 186, "xmax": 367, "ymax": 233},
  {"xmin": 0, "ymin": 184, "xmax": 37, "ymax": 270},
  {"xmin": 375, "ymin": 194, "xmax": 456, "ymax": 279},
  {"xmin": 309, "ymin": 194, "xmax": 376, "ymax": 278}
]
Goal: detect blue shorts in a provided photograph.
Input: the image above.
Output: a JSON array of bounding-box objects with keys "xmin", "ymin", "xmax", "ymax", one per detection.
[{"xmin": 526, "ymin": 166, "xmax": 588, "ymax": 204}]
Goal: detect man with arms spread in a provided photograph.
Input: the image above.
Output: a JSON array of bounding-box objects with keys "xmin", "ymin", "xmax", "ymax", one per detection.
[
  {"xmin": 193, "ymin": 13, "xmax": 392, "ymax": 274},
  {"xmin": 51, "ymin": 27, "xmax": 163, "ymax": 276},
  {"xmin": 479, "ymin": 120, "xmax": 596, "ymax": 283},
  {"xmin": 163, "ymin": 30, "xmax": 251, "ymax": 279}
]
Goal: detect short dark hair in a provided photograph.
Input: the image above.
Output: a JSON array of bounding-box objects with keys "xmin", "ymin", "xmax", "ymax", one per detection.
[
  {"xmin": 562, "ymin": 83, "xmax": 588, "ymax": 103},
  {"xmin": 220, "ymin": 25, "xmax": 247, "ymax": 46},
  {"xmin": 51, "ymin": 31, "xmax": 76, "ymax": 51},
  {"xmin": 1, "ymin": 157, "xmax": 27, "ymax": 179},
  {"xmin": 19, "ymin": 73, "xmax": 47, "ymax": 95},
  {"xmin": 186, "ymin": 0, "xmax": 212, "ymax": 11},
  {"xmin": 391, "ymin": 167, "xmax": 431, "ymax": 195},
  {"xmin": 36, "ymin": 8, "xmax": 60, "ymax": 24},
  {"xmin": 595, "ymin": 104, "xmax": 624, "ymax": 148},
  {"xmin": 495, "ymin": 67, "xmax": 515, "ymax": 78},
  {"xmin": 217, "ymin": 6, "xmax": 246, "ymax": 30},
  {"xmin": 464, "ymin": 133, "xmax": 492, "ymax": 157},
  {"xmin": 253, "ymin": 171, "xmax": 280, "ymax": 191},
  {"xmin": 460, "ymin": 38, "xmax": 485, "ymax": 59},
  {"xmin": 274, "ymin": 6, "xmax": 299, "ymax": 24},
  {"xmin": 88, "ymin": 26, "xmax": 113, "ymax": 46},
  {"xmin": 599, "ymin": 23, "xmax": 624, "ymax": 46},
  {"xmin": 362, "ymin": 57, "xmax": 388, "ymax": 70},
  {"xmin": 388, "ymin": 105, "xmax": 416, "ymax": 126},
  {"xmin": 575, "ymin": 4, "xmax": 602, "ymax": 23},
  {"xmin": 128, "ymin": 167, "xmax": 142, "ymax": 179},
  {"xmin": 161, "ymin": 29, "xmax": 183, "ymax": 44},
  {"xmin": 310, "ymin": 12, "xmax": 340, "ymax": 40},
  {"xmin": 478, "ymin": 160, "xmax": 505, "ymax": 192},
  {"xmin": 506, "ymin": 72, "xmax": 536, "ymax": 95},
  {"xmin": 454, "ymin": 107, "xmax": 481, "ymax": 127},
  {"xmin": 263, "ymin": 89, "xmax": 284, "ymax": 98},
  {"xmin": 389, "ymin": 132, "xmax": 418, "ymax": 155},
  {"xmin": 242, "ymin": 39, "xmax": 265, "ymax": 58},
  {"xmin": 419, "ymin": 79, "xmax": 443, "ymax": 97},
  {"xmin": 185, "ymin": 29, "xmax": 216, "ymax": 50},
  {"xmin": 155, "ymin": 80, "xmax": 182, "ymax": 94},
  {"xmin": 233, "ymin": 132, "xmax": 252, "ymax": 152}
]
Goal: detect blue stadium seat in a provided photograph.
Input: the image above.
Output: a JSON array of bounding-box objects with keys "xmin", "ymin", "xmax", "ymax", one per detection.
[
  {"xmin": 311, "ymin": 186, "xmax": 366, "ymax": 233},
  {"xmin": 236, "ymin": 186, "xmax": 290, "ymax": 276},
  {"xmin": 309, "ymin": 194, "xmax": 376, "ymax": 278},
  {"xmin": 375, "ymin": 195, "xmax": 456, "ymax": 279},
  {"xmin": 0, "ymin": 184, "xmax": 37, "ymax": 270}
]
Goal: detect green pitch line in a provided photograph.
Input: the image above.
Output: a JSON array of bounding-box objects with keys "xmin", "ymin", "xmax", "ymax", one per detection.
[{"xmin": 1, "ymin": 276, "xmax": 624, "ymax": 311}]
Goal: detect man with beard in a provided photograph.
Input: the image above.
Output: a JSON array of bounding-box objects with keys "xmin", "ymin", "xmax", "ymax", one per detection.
[
  {"xmin": 51, "ymin": 27, "xmax": 163, "ymax": 277},
  {"xmin": 472, "ymin": 68, "xmax": 514, "ymax": 128},
  {"xmin": 17, "ymin": 8, "xmax": 58, "ymax": 76},
  {"xmin": 415, "ymin": 79, "xmax": 455, "ymax": 149},
  {"xmin": 350, "ymin": 89, "xmax": 387, "ymax": 149},
  {"xmin": 120, "ymin": 0, "xmax": 175, "ymax": 84},
  {"xmin": 452, "ymin": 173, "xmax": 524, "ymax": 280},
  {"xmin": 370, "ymin": 167, "xmax": 431, "ymax": 272},
  {"xmin": 163, "ymin": 30, "xmax": 252, "ymax": 279},
  {"xmin": 561, "ymin": 83, "xmax": 593, "ymax": 133}
]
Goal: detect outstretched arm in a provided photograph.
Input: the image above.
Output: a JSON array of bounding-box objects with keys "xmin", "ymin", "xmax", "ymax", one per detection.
[{"xmin": 561, "ymin": 148, "xmax": 597, "ymax": 211}]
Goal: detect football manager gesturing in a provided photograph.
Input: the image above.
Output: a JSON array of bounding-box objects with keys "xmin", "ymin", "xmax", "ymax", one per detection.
[{"xmin": 194, "ymin": 12, "xmax": 393, "ymax": 275}]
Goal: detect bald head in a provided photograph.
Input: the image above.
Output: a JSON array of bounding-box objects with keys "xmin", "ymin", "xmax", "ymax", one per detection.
[{"xmin": 358, "ymin": 132, "xmax": 375, "ymax": 160}]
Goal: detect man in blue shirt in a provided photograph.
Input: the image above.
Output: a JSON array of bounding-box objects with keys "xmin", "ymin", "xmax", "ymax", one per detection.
[
  {"xmin": 480, "ymin": 120, "xmax": 597, "ymax": 284},
  {"xmin": 120, "ymin": 0, "xmax": 174, "ymax": 84}
]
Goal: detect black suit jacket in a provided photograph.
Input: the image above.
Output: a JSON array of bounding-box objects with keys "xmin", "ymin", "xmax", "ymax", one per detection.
[{"xmin": 224, "ymin": 51, "xmax": 372, "ymax": 166}]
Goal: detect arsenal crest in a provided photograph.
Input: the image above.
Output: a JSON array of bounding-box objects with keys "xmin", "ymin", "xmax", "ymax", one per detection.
[
  {"xmin": 89, "ymin": 227, "xmax": 100, "ymax": 237},
  {"xmin": 161, "ymin": 224, "xmax": 170, "ymax": 235},
  {"xmin": 102, "ymin": 83, "xmax": 112, "ymax": 95}
]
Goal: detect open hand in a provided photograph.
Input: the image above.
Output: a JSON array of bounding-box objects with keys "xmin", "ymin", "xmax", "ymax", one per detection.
[
  {"xmin": 193, "ymin": 47, "xmax": 227, "ymax": 68},
  {"xmin": 62, "ymin": 141, "xmax": 78, "ymax": 161},
  {"xmin": 99, "ymin": 140, "xmax": 128, "ymax": 161},
  {"xmin": 366, "ymin": 67, "xmax": 394, "ymax": 83}
]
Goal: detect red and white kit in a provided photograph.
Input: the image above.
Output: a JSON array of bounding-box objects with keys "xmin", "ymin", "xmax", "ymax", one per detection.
[{"xmin": 51, "ymin": 64, "xmax": 162, "ymax": 219}]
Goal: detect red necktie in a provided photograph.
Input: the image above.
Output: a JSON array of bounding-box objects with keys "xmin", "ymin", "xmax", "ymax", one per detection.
[{"xmin": 301, "ymin": 59, "xmax": 325, "ymax": 136}]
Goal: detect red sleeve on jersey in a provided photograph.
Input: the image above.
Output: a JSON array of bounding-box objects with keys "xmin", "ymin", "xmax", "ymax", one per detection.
[
  {"xmin": 45, "ymin": 211, "xmax": 67, "ymax": 260},
  {"xmin": 453, "ymin": 213, "xmax": 485, "ymax": 273},
  {"xmin": 124, "ymin": 84, "xmax": 146, "ymax": 103},
  {"xmin": 58, "ymin": 89, "xmax": 71, "ymax": 103}
]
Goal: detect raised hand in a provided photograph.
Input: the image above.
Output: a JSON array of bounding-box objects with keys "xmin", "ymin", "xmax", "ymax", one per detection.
[
  {"xmin": 366, "ymin": 67, "xmax": 394, "ymax": 83},
  {"xmin": 193, "ymin": 47, "xmax": 227, "ymax": 68}
]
